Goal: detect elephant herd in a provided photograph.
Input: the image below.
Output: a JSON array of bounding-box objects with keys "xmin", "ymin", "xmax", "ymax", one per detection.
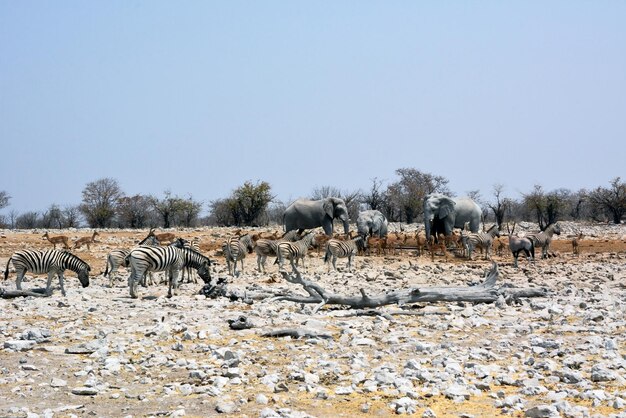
[{"xmin": 283, "ymin": 194, "xmax": 481, "ymax": 242}]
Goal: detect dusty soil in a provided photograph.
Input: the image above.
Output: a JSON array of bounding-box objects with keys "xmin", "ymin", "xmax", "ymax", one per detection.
[{"xmin": 1, "ymin": 223, "xmax": 625, "ymax": 417}]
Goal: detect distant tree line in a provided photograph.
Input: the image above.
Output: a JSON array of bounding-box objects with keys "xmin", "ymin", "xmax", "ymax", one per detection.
[{"xmin": 0, "ymin": 173, "xmax": 624, "ymax": 229}]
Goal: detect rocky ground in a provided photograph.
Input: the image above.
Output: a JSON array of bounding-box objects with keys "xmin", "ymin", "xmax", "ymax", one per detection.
[{"xmin": 1, "ymin": 222, "xmax": 626, "ymax": 418}]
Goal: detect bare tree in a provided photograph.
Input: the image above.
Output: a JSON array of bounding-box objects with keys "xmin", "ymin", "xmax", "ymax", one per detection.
[
  {"xmin": 151, "ymin": 190, "xmax": 184, "ymax": 228},
  {"xmin": 62, "ymin": 205, "xmax": 82, "ymax": 228},
  {"xmin": 362, "ymin": 178, "xmax": 387, "ymax": 212},
  {"xmin": 16, "ymin": 212, "xmax": 40, "ymax": 229},
  {"xmin": 80, "ymin": 178, "xmax": 124, "ymax": 228},
  {"xmin": 487, "ymin": 184, "xmax": 512, "ymax": 228},
  {"xmin": 587, "ymin": 177, "xmax": 626, "ymax": 224},
  {"xmin": 0, "ymin": 191, "xmax": 10, "ymax": 210},
  {"xmin": 8, "ymin": 209, "xmax": 18, "ymax": 229},
  {"xmin": 117, "ymin": 194, "xmax": 155, "ymax": 228},
  {"xmin": 386, "ymin": 168, "xmax": 450, "ymax": 223},
  {"xmin": 178, "ymin": 196, "xmax": 203, "ymax": 227}
]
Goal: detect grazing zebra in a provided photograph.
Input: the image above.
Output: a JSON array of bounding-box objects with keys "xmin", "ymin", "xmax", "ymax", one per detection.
[
  {"xmin": 275, "ymin": 232, "xmax": 317, "ymax": 272},
  {"xmin": 254, "ymin": 230, "xmax": 302, "ymax": 273},
  {"xmin": 127, "ymin": 244, "xmax": 211, "ymax": 299},
  {"xmin": 4, "ymin": 250, "xmax": 91, "ymax": 296},
  {"xmin": 508, "ymin": 234, "xmax": 535, "ymax": 267},
  {"xmin": 525, "ymin": 223, "xmax": 561, "ymax": 259},
  {"xmin": 324, "ymin": 236, "xmax": 367, "ymax": 272},
  {"xmin": 104, "ymin": 234, "xmax": 160, "ymax": 288},
  {"xmin": 224, "ymin": 234, "xmax": 255, "ymax": 276},
  {"xmin": 182, "ymin": 237, "xmax": 202, "ymax": 283},
  {"xmin": 464, "ymin": 225, "xmax": 500, "ymax": 260}
]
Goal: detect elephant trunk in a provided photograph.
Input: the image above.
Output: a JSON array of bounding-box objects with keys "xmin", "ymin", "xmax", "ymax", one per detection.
[
  {"xmin": 425, "ymin": 215, "xmax": 434, "ymax": 240},
  {"xmin": 342, "ymin": 220, "xmax": 349, "ymax": 235}
]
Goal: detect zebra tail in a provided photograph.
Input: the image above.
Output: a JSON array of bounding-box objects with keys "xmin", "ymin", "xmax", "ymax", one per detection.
[
  {"xmin": 3, "ymin": 257, "xmax": 10, "ymax": 281},
  {"xmin": 323, "ymin": 247, "xmax": 330, "ymax": 264},
  {"xmin": 103, "ymin": 257, "xmax": 110, "ymax": 277}
]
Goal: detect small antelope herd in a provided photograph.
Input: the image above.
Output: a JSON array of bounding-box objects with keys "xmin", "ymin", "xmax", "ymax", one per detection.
[{"xmin": 4, "ymin": 221, "xmax": 584, "ymax": 298}]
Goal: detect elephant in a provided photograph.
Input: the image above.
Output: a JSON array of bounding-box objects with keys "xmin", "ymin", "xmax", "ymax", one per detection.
[
  {"xmin": 356, "ymin": 210, "xmax": 388, "ymax": 238},
  {"xmin": 423, "ymin": 193, "xmax": 481, "ymax": 241},
  {"xmin": 283, "ymin": 197, "xmax": 350, "ymax": 236}
]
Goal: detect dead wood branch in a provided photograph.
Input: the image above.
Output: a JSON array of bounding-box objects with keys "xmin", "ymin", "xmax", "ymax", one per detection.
[
  {"xmin": 261, "ymin": 328, "xmax": 333, "ymax": 339},
  {"xmin": 0, "ymin": 288, "xmax": 50, "ymax": 299}
]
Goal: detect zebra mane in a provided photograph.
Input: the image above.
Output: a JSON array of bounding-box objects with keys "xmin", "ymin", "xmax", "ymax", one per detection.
[{"xmin": 182, "ymin": 245, "xmax": 210, "ymax": 261}]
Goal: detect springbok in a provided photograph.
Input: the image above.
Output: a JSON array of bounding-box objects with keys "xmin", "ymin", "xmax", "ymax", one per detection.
[
  {"xmin": 43, "ymin": 232, "xmax": 70, "ymax": 250},
  {"xmin": 73, "ymin": 231, "xmax": 99, "ymax": 250}
]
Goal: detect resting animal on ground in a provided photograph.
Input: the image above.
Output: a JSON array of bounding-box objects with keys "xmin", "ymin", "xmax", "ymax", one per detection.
[
  {"xmin": 4, "ymin": 250, "xmax": 91, "ymax": 296},
  {"xmin": 525, "ymin": 222, "xmax": 561, "ymax": 259},
  {"xmin": 324, "ymin": 235, "xmax": 367, "ymax": 272},
  {"xmin": 43, "ymin": 232, "xmax": 71, "ymax": 250},
  {"xmin": 73, "ymin": 231, "xmax": 99, "ymax": 250}
]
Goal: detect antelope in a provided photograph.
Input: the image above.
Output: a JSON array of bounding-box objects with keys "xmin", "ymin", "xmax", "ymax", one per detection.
[
  {"xmin": 415, "ymin": 230, "xmax": 427, "ymax": 256},
  {"xmin": 150, "ymin": 228, "xmax": 177, "ymax": 245},
  {"xmin": 572, "ymin": 232, "xmax": 583, "ymax": 255},
  {"xmin": 43, "ymin": 232, "xmax": 70, "ymax": 250},
  {"xmin": 506, "ymin": 223, "xmax": 535, "ymax": 267},
  {"xmin": 367, "ymin": 236, "xmax": 388, "ymax": 256},
  {"xmin": 428, "ymin": 235, "xmax": 448, "ymax": 261},
  {"xmin": 73, "ymin": 231, "xmax": 99, "ymax": 250}
]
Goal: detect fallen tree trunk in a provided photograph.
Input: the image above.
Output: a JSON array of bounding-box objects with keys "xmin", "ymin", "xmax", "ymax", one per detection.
[
  {"xmin": 0, "ymin": 288, "xmax": 49, "ymax": 299},
  {"xmin": 201, "ymin": 264, "xmax": 547, "ymax": 312}
]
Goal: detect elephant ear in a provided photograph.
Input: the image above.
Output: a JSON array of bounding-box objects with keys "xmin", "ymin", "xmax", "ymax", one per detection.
[
  {"xmin": 438, "ymin": 198, "xmax": 456, "ymax": 219},
  {"xmin": 322, "ymin": 199, "xmax": 334, "ymax": 218}
]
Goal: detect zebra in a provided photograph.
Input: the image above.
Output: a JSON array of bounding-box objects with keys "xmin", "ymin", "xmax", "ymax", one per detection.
[
  {"xmin": 223, "ymin": 234, "xmax": 255, "ymax": 276},
  {"xmin": 323, "ymin": 235, "xmax": 367, "ymax": 272},
  {"xmin": 4, "ymin": 250, "xmax": 91, "ymax": 296},
  {"xmin": 275, "ymin": 232, "xmax": 317, "ymax": 272},
  {"xmin": 508, "ymin": 234, "xmax": 535, "ymax": 267},
  {"xmin": 254, "ymin": 230, "xmax": 302, "ymax": 273},
  {"xmin": 126, "ymin": 244, "xmax": 211, "ymax": 299},
  {"xmin": 104, "ymin": 234, "xmax": 160, "ymax": 288},
  {"xmin": 181, "ymin": 237, "xmax": 202, "ymax": 283},
  {"xmin": 525, "ymin": 222, "xmax": 561, "ymax": 259},
  {"xmin": 464, "ymin": 225, "xmax": 500, "ymax": 260}
]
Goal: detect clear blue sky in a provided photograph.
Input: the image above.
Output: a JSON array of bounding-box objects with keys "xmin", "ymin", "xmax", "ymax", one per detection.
[{"xmin": 1, "ymin": 2, "xmax": 625, "ymax": 215}]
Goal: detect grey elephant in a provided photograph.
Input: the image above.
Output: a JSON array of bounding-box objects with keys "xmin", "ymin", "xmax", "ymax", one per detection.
[
  {"xmin": 356, "ymin": 210, "xmax": 388, "ymax": 238},
  {"xmin": 423, "ymin": 193, "xmax": 481, "ymax": 241},
  {"xmin": 283, "ymin": 197, "xmax": 350, "ymax": 236}
]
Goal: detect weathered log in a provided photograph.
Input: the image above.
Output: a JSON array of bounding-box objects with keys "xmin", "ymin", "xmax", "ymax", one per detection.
[
  {"xmin": 201, "ymin": 264, "xmax": 547, "ymax": 312},
  {"xmin": 0, "ymin": 288, "xmax": 50, "ymax": 298},
  {"xmin": 261, "ymin": 328, "xmax": 333, "ymax": 339},
  {"xmin": 273, "ymin": 264, "xmax": 500, "ymax": 312}
]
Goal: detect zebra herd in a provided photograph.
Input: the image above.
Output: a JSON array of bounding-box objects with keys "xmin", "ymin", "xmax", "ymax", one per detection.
[{"xmin": 2, "ymin": 222, "xmax": 563, "ymax": 298}]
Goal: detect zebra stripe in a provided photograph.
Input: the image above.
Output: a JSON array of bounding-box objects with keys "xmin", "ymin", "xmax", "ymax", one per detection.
[
  {"xmin": 525, "ymin": 223, "xmax": 561, "ymax": 259},
  {"xmin": 465, "ymin": 225, "xmax": 500, "ymax": 260},
  {"xmin": 254, "ymin": 230, "xmax": 301, "ymax": 273},
  {"xmin": 127, "ymin": 245, "xmax": 211, "ymax": 299},
  {"xmin": 104, "ymin": 234, "xmax": 160, "ymax": 287},
  {"xmin": 224, "ymin": 234, "xmax": 254, "ymax": 276},
  {"xmin": 324, "ymin": 236, "xmax": 366, "ymax": 272},
  {"xmin": 182, "ymin": 237, "xmax": 201, "ymax": 283},
  {"xmin": 254, "ymin": 239, "xmax": 279, "ymax": 273},
  {"xmin": 4, "ymin": 250, "xmax": 91, "ymax": 296},
  {"xmin": 276, "ymin": 233, "xmax": 317, "ymax": 272}
]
